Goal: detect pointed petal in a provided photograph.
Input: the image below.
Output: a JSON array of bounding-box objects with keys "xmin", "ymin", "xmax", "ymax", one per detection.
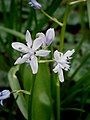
[
  {"xmin": 64, "ymin": 49, "xmax": 75, "ymax": 58},
  {"xmin": 36, "ymin": 33, "xmax": 46, "ymax": 48},
  {"xmin": 46, "ymin": 28, "xmax": 55, "ymax": 45},
  {"xmin": 32, "ymin": 37, "xmax": 42, "ymax": 50},
  {"xmin": 14, "ymin": 54, "xmax": 29, "ymax": 65},
  {"xmin": 36, "ymin": 50, "xmax": 51, "ymax": 57},
  {"xmin": 0, "ymin": 100, "xmax": 3, "ymax": 106},
  {"xmin": 12, "ymin": 42, "xmax": 29, "ymax": 53},
  {"xmin": 29, "ymin": 55, "xmax": 38, "ymax": 74},
  {"xmin": 36, "ymin": 32, "xmax": 45, "ymax": 38},
  {"xmin": 58, "ymin": 67, "xmax": 64, "ymax": 82},
  {"xmin": 0, "ymin": 90, "xmax": 10, "ymax": 100},
  {"xmin": 26, "ymin": 30, "xmax": 32, "ymax": 48},
  {"xmin": 54, "ymin": 50, "xmax": 61, "ymax": 62},
  {"xmin": 53, "ymin": 64, "xmax": 59, "ymax": 73}
]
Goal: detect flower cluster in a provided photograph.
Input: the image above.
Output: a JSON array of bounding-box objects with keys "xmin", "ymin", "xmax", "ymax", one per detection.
[
  {"xmin": 12, "ymin": 28, "xmax": 54, "ymax": 74},
  {"xmin": 12, "ymin": 28, "xmax": 75, "ymax": 82}
]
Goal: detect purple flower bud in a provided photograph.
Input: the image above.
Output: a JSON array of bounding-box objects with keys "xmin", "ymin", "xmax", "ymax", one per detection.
[
  {"xmin": 29, "ymin": 0, "xmax": 42, "ymax": 9},
  {"xmin": 46, "ymin": 28, "xmax": 55, "ymax": 46}
]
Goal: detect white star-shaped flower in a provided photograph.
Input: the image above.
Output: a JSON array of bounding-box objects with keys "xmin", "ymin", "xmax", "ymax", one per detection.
[
  {"xmin": 0, "ymin": 90, "xmax": 10, "ymax": 106},
  {"xmin": 53, "ymin": 49, "xmax": 75, "ymax": 82},
  {"xmin": 36, "ymin": 28, "xmax": 55, "ymax": 48},
  {"xmin": 12, "ymin": 30, "xmax": 51, "ymax": 74}
]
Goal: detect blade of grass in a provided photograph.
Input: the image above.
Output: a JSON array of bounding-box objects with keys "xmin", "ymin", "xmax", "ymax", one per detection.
[
  {"xmin": 60, "ymin": 5, "xmax": 71, "ymax": 51},
  {"xmin": 0, "ymin": 26, "xmax": 25, "ymax": 40},
  {"xmin": 87, "ymin": 0, "xmax": 90, "ymax": 28}
]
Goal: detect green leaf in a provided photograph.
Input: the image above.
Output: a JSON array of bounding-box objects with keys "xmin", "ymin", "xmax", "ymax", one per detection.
[
  {"xmin": 0, "ymin": 26, "xmax": 25, "ymax": 39},
  {"xmin": 87, "ymin": 0, "xmax": 90, "ymax": 28},
  {"xmin": 8, "ymin": 65, "xmax": 28, "ymax": 119},
  {"xmin": 29, "ymin": 63, "xmax": 52, "ymax": 120}
]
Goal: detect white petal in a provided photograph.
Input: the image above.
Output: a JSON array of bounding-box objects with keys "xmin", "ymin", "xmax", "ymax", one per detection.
[
  {"xmin": 0, "ymin": 90, "xmax": 10, "ymax": 100},
  {"xmin": 36, "ymin": 50, "xmax": 51, "ymax": 57},
  {"xmin": 36, "ymin": 33, "xmax": 46, "ymax": 47},
  {"xmin": 58, "ymin": 67, "xmax": 64, "ymax": 82},
  {"xmin": 36, "ymin": 32, "xmax": 45, "ymax": 38},
  {"xmin": 32, "ymin": 37, "xmax": 42, "ymax": 50},
  {"xmin": 53, "ymin": 64, "xmax": 59, "ymax": 73},
  {"xmin": 54, "ymin": 50, "xmax": 61, "ymax": 62},
  {"xmin": 0, "ymin": 100, "xmax": 3, "ymax": 106},
  {"xmin": 12, "ymin": 42, "xmax": 29, "ymax": 53},
  {"xmin": 62, "ymin": 63, "xmax": 70, "ymax": 71},
  {"xmin": 29, "ymin": 55, "xmax": 38, "ymax": 74},
  {"xmin": 14, "ymin": 54, "xmax": 29, "ymax": 65},
  {"xmin": 46, "ymin": 28, "xmax": 55, "ymax": 45},
  {"xmin": 26, "ymin": 30, "xmax": 32, "ymax": 48},
  {"xmin": 64, "ymin": 49, "xmax": 75, "ymax": 58},
  {"xmin": 29, "ymin": 0, "xmax": 42, "ymax": 9}
]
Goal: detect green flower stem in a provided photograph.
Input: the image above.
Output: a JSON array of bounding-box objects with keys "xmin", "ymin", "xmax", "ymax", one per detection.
[
  {"xmin": 56, "ymin": 78, "xmax": 60, "ymax": 120},
  {"xmin": 28, "ymin": 74, "xmax": 36, "ymax": 120},
  {"xmin": 12, "ymin": 90, "xmax": 30, "ymax": 95},
  {"xmin": 41, "ymin": 9, "xmax": 63, "ymax": 27},
  {"xmin": 60, "ymin": 5, "xmax": 71, "ymax": 51},
  {"xmin": 69, "ymin": 0, "xmax": 86, "ymax": 5},
  {"xmin": 38, "ymin": 59, "xmax": 54, "ymax": 63}
]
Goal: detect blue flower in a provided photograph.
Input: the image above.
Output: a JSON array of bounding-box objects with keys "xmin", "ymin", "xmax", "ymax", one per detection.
[
  {"xmin": 0, "ymin": 90, "xmax": 10, "ymax": 106},
  {"xmin": 29, "ymin": 0, "xmax": 42, "ymax": 9}
]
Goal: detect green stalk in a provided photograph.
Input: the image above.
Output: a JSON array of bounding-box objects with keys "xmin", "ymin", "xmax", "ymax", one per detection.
[
  {"xmin": 41, "ymin": 9, "xmax": 63, "ymax": 27},
  {"xmin": 56, "ymin": 78, "xmax": 60, "ymax": 120},
  {"xmin": 60, "ymin": 5, "xmax": 71, "ymax": 51},
  {"xmin": 87, "ymin": 0, "xmax": 90, "ymax": 28},
  {"xmin": 28, "ymin": 74, "xmax": 36, "ymax": 120}
]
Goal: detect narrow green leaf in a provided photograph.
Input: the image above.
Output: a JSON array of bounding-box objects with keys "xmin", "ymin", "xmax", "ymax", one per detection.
[
  {"xmin": 28, "ymin": 63, "xmax": 52, "ymax": 120},
  {"xmin": 8, "ymin": 65, "xmax": 28, "ymax": 119},
  {"xmin": 87, "ymin": 0, "xmax": 90, "ymax": 28},
  {"xmin": 0, "ymin": 26, "xmax": 25, "ymax": 39}
]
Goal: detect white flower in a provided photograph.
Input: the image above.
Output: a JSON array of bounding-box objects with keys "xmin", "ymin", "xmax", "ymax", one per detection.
[
  {"xmin": 0, "ymin": 90, "xmax": 10, "ymax": 106},
  {"xmin": 29, "ymin": 0, "xmax": 42, "ymax": 9},
  {"xmin": 53, "ymin": 49, "xmax": 75, "ymax": 82},
  {"xmin": 12, "ymin": 30, "xmax": 51, "ymax": 74},
  {"xmin": 36, "ymin": 28, "xmax": 55, "ymax": 48}
]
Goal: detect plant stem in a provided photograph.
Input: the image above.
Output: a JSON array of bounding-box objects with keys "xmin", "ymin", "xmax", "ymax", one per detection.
[
  {"xmin": 28, "ymin": 74, "xmax": 36, "ymax": 120},
  {"xmin": 41, "ymin": 9, "xmax": 63, "ymax": 27},
  {"xmin": 56, "ymin": 78, "xmax": 60, "ymax": 120},
  {"xmin": 69, "ymin": 0, "xmax": 86, "ymax": 5},
  {"xmin": 39, "ymin": 59, "xmax": 54, "ymax": 63},
  {"xmin": 60, "ymin": 5, "xmax": 71, "ymax": 51}
]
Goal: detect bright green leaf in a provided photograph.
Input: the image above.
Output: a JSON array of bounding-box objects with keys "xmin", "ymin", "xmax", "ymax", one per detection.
[{"xmin": 8, "ymin": 65, "xmax": 28, "ymax": 119}]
